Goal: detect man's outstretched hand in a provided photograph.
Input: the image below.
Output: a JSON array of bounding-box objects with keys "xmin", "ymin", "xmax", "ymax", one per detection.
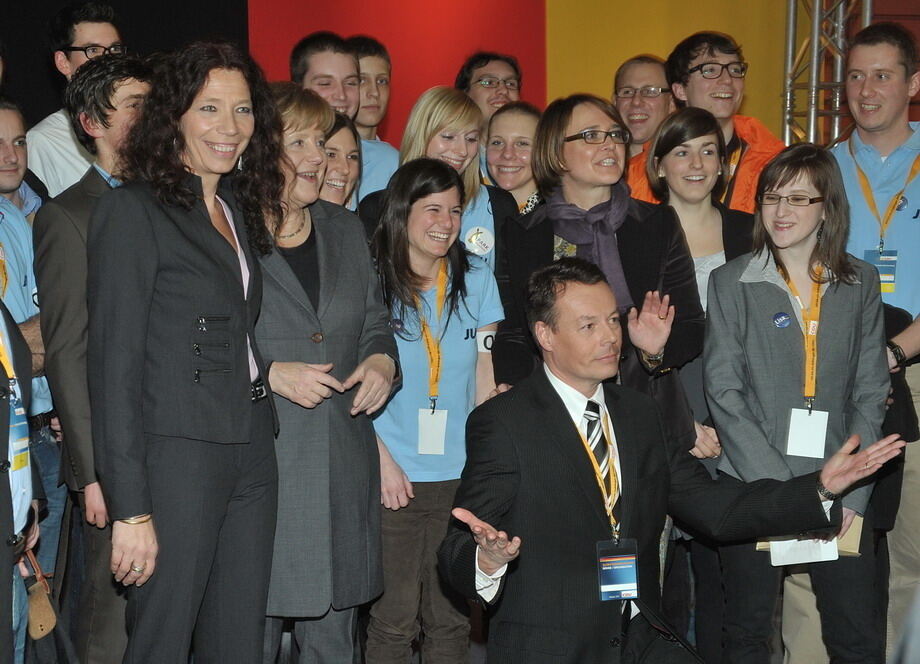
[
  {"xmin": 452, "ymin": 507, "xmax": 522, "ymax": 575},
  {"xmin": 819, "ymin": 433, "xmax": 905, "ymax": 497}
]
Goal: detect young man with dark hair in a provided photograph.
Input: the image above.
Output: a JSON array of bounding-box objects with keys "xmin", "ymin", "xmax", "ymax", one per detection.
[
  {"xmin": 613, "ymin": 55, "xmax": 676, "ymax": 202},
  {"xmin": 832, "ymin": 21, "xmax": 920, "ymax": 654},
  {"xmin": 661, "ymin": 31, "xmax": 784, "ymax": 213},
  {"xmin": 33, "ymin": 53, "xmax": 150, "ymax": 664},
  {"xmin": 28, "ymin": 1, "xmax": 124, "ymax": 197},
  {"xmin": 455, "ymin": 51, "xmax": 522, "ymax": 183},
  {"xmin": 290, "ymin": 30, "xmax": 360, "ymax": 118},
  {"xmin": 344, "ymin": 34, "xmax": 399, "ymax": 205}
]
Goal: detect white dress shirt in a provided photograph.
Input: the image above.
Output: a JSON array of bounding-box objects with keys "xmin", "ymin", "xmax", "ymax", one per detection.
[{"xmin": 475, "ymin": 364, "xmax": 623, "ymax": 601}]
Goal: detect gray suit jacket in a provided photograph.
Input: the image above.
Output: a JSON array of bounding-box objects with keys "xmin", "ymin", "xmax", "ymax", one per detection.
[
  {"xmin": 704, "ymin": 252, "xmax": 888, "ymax": 514},
  {"xmin": 257, "ymin": 200, "xmax": 397, "ymax": 616},
  {"xmin": 33, "ymin": 166, "xmax": 110, "ymax": 490}
]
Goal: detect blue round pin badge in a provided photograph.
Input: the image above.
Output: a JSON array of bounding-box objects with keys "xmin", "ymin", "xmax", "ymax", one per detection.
[{"xmin": 773, "ymin": 312, "xmax": 791, "ymax": 329}]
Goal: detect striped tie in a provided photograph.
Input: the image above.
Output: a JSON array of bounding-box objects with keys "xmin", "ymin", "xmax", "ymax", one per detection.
[{"xmin": 584, "ymin": 400, "xmax": 617, "ymax": 517}]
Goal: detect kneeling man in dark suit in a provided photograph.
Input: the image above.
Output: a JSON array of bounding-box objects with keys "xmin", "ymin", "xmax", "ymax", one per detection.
[{"xmin": 439, "ymin": 257, "xmax": 903, "ymax": 664}]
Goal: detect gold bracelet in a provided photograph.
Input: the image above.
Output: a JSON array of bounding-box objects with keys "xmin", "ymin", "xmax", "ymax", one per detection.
[{"xmin": 118, "ymin": 513, "xmax": 152, "ymax": 525}]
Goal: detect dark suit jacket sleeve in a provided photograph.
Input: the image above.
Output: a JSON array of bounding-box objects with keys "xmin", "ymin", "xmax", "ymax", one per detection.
[
  {"xmin": 34, "ymin": 201, "xmax": 96, "ymax": 489},
  {"xmin": 438, "ymin": 398, "xmax": 521, "ymax": 600},
  {"xmin": 492, "ymin": 218, "xmax": 538, "ymax": 386},
  {"xmin": 86, "ymin": 189, "xmax": 158, "ymax": 519},
  {"xmin": 653, "ymin": 206, "xmax": 704, "ymax": 371}
]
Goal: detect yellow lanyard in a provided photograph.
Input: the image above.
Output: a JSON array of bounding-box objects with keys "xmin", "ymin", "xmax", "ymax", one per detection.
[
  {"xmin": 418, "ymin": 260, "xmax": 448, "ymax": 412},
  {"xmin": 719, "ymin": 143, "xmax": 745, "ymax": 205},
  {"xmin": 848, "ymin": 140, "xmax": 920, "ymax": 251},
  {"xmin": 785, "ymin": 277, "xmax": 822, "ymax": 411},
  {"xmin": 578, "ymin": 412, "xmax": 619, "ymax": 535}
]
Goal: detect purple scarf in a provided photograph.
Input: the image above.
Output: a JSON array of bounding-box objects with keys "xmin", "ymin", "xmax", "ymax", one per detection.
[{"xmin": 548, "ymin": 180, "xmax": 634, "ymax": 311}]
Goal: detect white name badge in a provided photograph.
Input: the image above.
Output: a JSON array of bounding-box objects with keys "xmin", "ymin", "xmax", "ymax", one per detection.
[
  {"xmin": 787, "ymin": 408, "xmax": 828, "ymax": 459},
  {"xmin": 768, "ymin": 537, "xmax": 838, "ymax": 566},
  {"xmin": 464, "ymin": 226, "xmax": 495, "ymax": 256},
  {"xmin": 418, "ymin": 408, "xmax": 448, "ymax": 455}
]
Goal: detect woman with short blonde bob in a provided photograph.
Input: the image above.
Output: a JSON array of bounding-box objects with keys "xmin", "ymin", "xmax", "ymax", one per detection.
[
  {"xmin": 359, "ymin": 86, "xmax": 516, "ymax": 270},
  {"xmin": 259, "ymin": 83, "xmax": 397, "ymax": 664}
]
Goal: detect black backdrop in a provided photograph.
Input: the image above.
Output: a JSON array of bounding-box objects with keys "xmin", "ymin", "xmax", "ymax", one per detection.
[{"xmin": 1, "ymin": 0, "xmax": 249, "ymax": 127}]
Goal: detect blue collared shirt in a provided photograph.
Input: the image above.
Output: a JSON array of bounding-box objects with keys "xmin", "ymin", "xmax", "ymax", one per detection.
[
  {"xmin": 833, "ymin": 122, "xmax": 920, "ymax": 315},
  {"xmin": 0, "ymin": 199, "xmax": 52, "ymax": 415},
  {"xmin": 92, "ymin": 163, "xmax": 122, "ymax": 189},
  {"xmin": 15, "ymin": 182, "xmax": 43, "ymax": 219}
]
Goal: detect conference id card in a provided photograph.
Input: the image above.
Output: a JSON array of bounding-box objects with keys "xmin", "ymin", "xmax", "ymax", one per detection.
[
  {"xmin": 418, "ymin": 408, "xmax": 448, "ymax": 455},
  {"xmin": 787, "ymin": 408, "xmax": 828, "ymax": 459},
  {"xmin": 597, "ymin": 538, "xmax": 639, "ymax": 601},
  {"xmin": 864, "ymin": 249, "xmax": 897, "ymax": 293}
]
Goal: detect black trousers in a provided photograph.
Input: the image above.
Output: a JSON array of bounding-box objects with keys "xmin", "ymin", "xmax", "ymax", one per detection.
[
  {"xmin": 122, "ymin": 397, "xmax": 278, "ymax": 664},
  {"xmin": 719, "ymin": 483, "xmax": 882, "ymax": 663}
]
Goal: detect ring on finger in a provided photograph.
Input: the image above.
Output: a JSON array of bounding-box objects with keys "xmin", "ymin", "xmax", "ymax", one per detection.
[{"xmin": 130, "ymin": 564, "xmax": 145, "ymax": 573}]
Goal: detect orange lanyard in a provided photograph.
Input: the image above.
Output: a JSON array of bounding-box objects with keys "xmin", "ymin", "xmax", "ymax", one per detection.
[
  {"xmin": 418, "ymin": 260, "xmax": 448, "ymax": 412},
  {"xmin": 719, "ymin": 144, "xmax": 745, "ymax": 205},
  {"xmin": 848, "ymin": 140, "xmax": 920, "ymax": 251},
  {"xmin": 785, "ymin": 277, "xmax": 822, "ymax": 411},
  {"xmin": 578, "ymin": 412, "xmax": 619, "ymax": 535}
]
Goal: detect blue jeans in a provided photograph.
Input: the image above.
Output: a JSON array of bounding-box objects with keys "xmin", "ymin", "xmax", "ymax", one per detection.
[
  {"xmin": 12, "ymin": 566, "xmax": 26, "ymax": 664},
  {"xmin": 30, "ymin": 425, "xmax": 66, "ymax": 573}
]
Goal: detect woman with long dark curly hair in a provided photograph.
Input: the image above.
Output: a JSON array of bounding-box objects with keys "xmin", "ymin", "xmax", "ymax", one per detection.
[{"xmin": 86, "ymin": 41, "xmax": 284, "ymax": 663}]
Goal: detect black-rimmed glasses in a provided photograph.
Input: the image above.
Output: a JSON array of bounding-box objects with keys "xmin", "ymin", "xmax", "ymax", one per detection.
[
  {"xmin": 687, "ymin": 61, "xmax": 748, "ymax": 79},
  {"xmin": 563, "ymin": 128, "xmax": 631, "ymax": 145},
  {"xmin": 61, "ymin": 43, "xmax": 127, "ymax": 58},
  {"xmin": 757, "ymin": 193, "xmax": 824, "ymax": 206}
]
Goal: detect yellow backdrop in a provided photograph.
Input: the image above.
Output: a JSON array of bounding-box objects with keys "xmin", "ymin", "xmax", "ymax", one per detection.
[{"xmin": 546, "ymin": 0, "xmax": 788, "ymax": 137}]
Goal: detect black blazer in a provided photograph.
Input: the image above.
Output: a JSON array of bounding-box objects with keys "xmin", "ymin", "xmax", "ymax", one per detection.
[
  {"xmin": 492, "ymin": 198, "xmax": 705, "ymax": 387},
  {"xmin": 86, "ymin": 175, "xmax": 276, "ymax": 520},
  {"xmin": 0, "ymin": 300, "xmax": 35, "ymax": 664},
  {"xmin": 358, "ymin": 184, "xmax": 518, "ymax": 266},
  {"xmin": 438, "ymin": 369, "xmax": 839, "ymax": 664}
]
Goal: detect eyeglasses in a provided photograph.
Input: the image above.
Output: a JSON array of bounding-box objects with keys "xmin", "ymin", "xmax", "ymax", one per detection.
[
  {"xmin": 615, "ymin": 86, "xmax": 671, "ymax": 99},
  {"xmin": 61, "ymin": 43, "xmax": 127, "ymax": 58},
  {"xmin": 687, "ymin": 61, "xmax": 748, "ymax": 79},
  {"xmin": 757, "ymin": 193, "xmax": 825, "ymax": 206},
  {"xmin": 474, "ymin": 76, "xmax": 520, "ymax": 91},
  {"xmin": 563, "ymin": 128, "xmax": 631, "ymax": 145}
]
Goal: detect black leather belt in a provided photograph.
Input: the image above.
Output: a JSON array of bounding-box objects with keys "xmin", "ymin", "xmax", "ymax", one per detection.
[
  {"xmin": 251, "ymin": 379, "xmax": 268, "ymax": 402},
  {"xmin": 28, "ymin": 410, "xmax": 55, "ymax": 431}
]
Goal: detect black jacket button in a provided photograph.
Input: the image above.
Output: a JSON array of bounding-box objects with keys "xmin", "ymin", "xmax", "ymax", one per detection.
[
  {"xmin": 0, "ymin": 460, "xmax": 10, "ymax": 472},
  {"xmin": 311, "ymin": 332, "xmax": 324, "ymax": 343},
  {"xmin": 610, "ymin": 637, "xmax": 621, "ymax": 647}
]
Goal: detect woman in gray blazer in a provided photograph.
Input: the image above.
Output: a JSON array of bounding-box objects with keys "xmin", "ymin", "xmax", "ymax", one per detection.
[
  {"xmin": 258, "ymin": 84, "xmax": 397, "ymax": 664},
  {"xmin": 704, "ymin": 144, "xmax": 889, "ymax": 663}
]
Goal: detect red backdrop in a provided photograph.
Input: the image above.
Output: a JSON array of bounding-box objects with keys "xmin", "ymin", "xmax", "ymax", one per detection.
[{"xmin": 248, "ymin": 0, "xmax": 546, "ymax": 145}]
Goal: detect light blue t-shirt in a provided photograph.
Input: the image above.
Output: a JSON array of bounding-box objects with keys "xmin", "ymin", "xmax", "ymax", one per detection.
[
  {"xmin": 373, "ymin": 257, "xmax": 504, "ymax": 482},
  {"xmin": 461, "ymin": 185, "xmax": 499, "ymax": 271},
  {"xmin": 833, "ymin": 122, "xmax": 920, "ymax": 315},
  {"xmin": 0, "ymin": 199, "xmax": 52, "ymax": 416},
  {"xmin": 358, "ymin": 138, "xmax": 399, "ymax": 205}
]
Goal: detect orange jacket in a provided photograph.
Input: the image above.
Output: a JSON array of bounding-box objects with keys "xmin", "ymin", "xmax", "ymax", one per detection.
[{"xmin": 626, "ymin": 115, "xmax": 785, "ymax": 213}]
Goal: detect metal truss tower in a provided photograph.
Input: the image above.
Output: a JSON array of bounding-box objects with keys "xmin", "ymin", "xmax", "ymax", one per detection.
[{"xmin": 783, "ymin": 0, "xmax": 873, "ymax": 146}]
